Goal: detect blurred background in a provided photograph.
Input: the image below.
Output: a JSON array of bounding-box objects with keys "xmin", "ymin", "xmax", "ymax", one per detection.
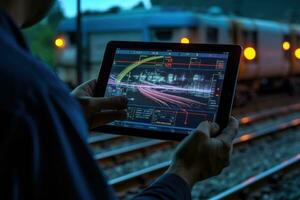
[{"xmin": 24, "ymin": 0, "xmax": 300, "ymax": 199}]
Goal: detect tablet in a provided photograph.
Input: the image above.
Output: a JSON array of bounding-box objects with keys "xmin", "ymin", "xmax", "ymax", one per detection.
[{"xmin": 94, "ymin": 41, "xmax": 241, "ymax": 140}]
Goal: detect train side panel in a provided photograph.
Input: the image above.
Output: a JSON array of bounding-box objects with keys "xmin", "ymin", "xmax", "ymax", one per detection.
[
  {"xmin": 54, "ymin": 10, "xmax": 300, "ymax": 86},
  {"xmin": 198, "ymin": 15, "xmax": 232, "ymax": 44},
  {"xmin": 256, "ymin": 21, "xmax": 289, "ymax": 78}
]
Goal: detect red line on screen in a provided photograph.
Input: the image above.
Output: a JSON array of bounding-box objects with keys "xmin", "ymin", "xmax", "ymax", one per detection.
[{"xmin": 115, "ymin": 60, "xmax": 217, "ymax": 67}]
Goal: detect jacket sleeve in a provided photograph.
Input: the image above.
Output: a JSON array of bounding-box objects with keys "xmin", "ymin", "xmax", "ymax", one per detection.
[
  {"xmin": 132, "ymin": 173, "xmax": 191, "ymax": 200},
  {"xmin": 0, "ymin": 102, "xmax": 118, "ymax": 200}
]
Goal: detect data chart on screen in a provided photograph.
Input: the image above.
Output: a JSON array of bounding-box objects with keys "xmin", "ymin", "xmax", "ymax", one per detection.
[{"xmin": 104, "ymin": 48, "xmax": 229, "ymax": 133}]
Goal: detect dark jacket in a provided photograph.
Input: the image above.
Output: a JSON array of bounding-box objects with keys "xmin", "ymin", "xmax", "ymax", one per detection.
[{"xmin": 0, "ymin": 11, "xmax": 191, "ymax": 200}]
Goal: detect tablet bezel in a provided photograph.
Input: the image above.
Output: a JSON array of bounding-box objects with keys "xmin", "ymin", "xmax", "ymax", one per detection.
[{"xmin": 94, "ymin": 41, "xmax": 241, "ymax": 141}]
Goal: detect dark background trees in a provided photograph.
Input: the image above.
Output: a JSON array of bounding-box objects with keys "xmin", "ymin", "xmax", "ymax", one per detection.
[{"xmin": 23, "ymin": 2, "xmax": 64, "ymax": 67}]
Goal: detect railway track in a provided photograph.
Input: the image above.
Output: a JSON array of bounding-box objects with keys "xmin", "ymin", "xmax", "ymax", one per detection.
[
  {"xmin": 108, "ymin": 118, "xmax": 300, "ymax": 197},
  {"xmin": 94, "ymin": 140, "xmax": 175, "ymax": 167},
  {"xmin": 88, "ymin": 133, "xmax": 144, "ymax": 153},
  {"xmin": 88, "ymin": 133, "xmax": 123, "ymax": 145},
  {"xmin": 210, "ymin": 153, "xmax": 300, "ymax": 200},
  {"xmin": 89, "ymin": 102, "xmax": 300, "ymax": 153},
  {"xmin": 238, "ymin": 102, "xmax": 300, "ymax": 125},
  {"xmin": 92, "ymin": 103, "xmax": 300, "ymax": 168}
]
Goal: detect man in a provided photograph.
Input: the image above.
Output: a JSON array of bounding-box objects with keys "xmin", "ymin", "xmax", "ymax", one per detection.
[{"xmin": 0, "ymin": 0, "xmax": 239, "ymax": 199}]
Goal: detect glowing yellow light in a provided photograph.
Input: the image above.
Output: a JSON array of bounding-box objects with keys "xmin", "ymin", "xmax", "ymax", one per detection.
[
  {"xmin": 244, "ymin": 47, "xmax": 256, "ymax": 60},
  {"xmin": 282, "ymin": 41, "xmax": 290, "ymax": 51},
  {"xmin": 180, "ymin": 37, "xmax": 190, "ymax": 44},
  {"xmin": 295, "ymin": 48, "xmax": 300, "ymax": 59},
  {"xmin": 55, "ymin": 37, "xmax": 65, "ymax": 48}
]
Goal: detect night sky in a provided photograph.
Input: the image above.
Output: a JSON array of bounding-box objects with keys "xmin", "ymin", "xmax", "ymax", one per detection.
[{"xmin": 60, "ymin": 0, "xmax": 152, "ymax": 17}]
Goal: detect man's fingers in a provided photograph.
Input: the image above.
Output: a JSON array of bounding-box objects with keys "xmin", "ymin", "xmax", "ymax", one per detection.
[
  {"xmin": 89, "ymin": 96, "xmax": 128, "ymax": 111},
  {"xmin": 72, "ymin": 79, "xmax": 98, "ymax": 97},
  {"xmin": 193, "ymin": 121, "xmax": 211, "ymax": 139},
  {"xmin": 85, "ymin": 79, "xmax": 97, "ymax": 92},
  {"xmin": 217, "ymin": 117, "xmax": 239, "ymax": 147},
  {"xmin": 79, "ymin": 78, "xmax": 96, "ymax": 89},
  {"xmin": 210, "ymin": 122, "xmax": 220, "ymax": 137},
  {"xmin": 90, "ymin": 110, "xmax": 127, "ymax": 128},
  {"xmin": 189, "ymin": 122, "xmax": 218, "ymax": 139}
]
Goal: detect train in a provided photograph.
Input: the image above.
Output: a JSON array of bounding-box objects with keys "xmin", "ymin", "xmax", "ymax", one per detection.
[{"xmin": 54, "ymin": 8, "xmax": 300, "ymax": 98}]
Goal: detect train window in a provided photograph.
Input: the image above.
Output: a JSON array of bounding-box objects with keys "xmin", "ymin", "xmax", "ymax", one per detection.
[
  {"xmin": 153, "ymin": 29, "xmax": 173, "ymax": 41},
  {"xmin": 206, "ymin": 27, "xmax": 219, "ymax": 43}
]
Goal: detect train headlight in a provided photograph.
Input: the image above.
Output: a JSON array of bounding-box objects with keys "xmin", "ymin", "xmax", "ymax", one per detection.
[
  {"xmin": 295, "ymin": 48, "xmax": 300, "ymax": 60},
  {"xmin": 54, "ymin": 37, "xmax": 66, "ymax": 49},
  {"xmin": 244, "ymin": 47, "xmax": 256, "ymax": 61},
  {"xmin": 282, "ymin": 41, "xmax": 290, "ymax": 51},
  {"xmin": 180, "ymin": 37, "xmax": 190, "ymax": 44}
]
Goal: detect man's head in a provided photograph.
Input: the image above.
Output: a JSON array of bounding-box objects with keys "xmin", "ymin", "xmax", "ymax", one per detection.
[
  {"xmin": 0, "ymin": 0, "xmax": 55, "ymax": 28},
  {"xmin": 22, "ymin": 0, "xmax": 55, "ymax": 28}
]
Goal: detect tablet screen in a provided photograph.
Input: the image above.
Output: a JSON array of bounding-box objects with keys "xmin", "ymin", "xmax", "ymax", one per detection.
[{"xmin": 104, "ymin": 48, "xmax": 229, "ymax": 133}]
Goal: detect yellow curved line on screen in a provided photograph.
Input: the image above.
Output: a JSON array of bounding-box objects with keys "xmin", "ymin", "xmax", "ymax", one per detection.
[{"xmin": 116, "ymin": 56, "xmax": 164, "ymax": 83}]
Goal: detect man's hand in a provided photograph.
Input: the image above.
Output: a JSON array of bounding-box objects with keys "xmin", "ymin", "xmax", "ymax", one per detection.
[
  {"xmin": 71, "ymin": 79, "xmax": 128, "ymax": 129},
  {"xmin": 167, "ymin": 117, "xmax": 239, "ymax": 188}
]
